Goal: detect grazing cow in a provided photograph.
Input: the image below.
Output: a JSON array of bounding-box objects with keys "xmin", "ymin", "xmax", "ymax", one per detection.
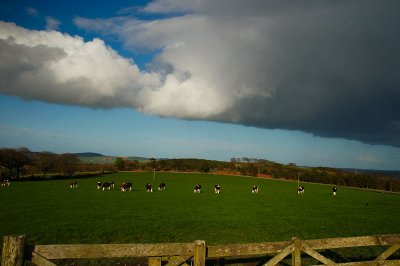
[
  {"xmin": 298, "ymin": 186, "xmax": 305, "ymax": 194},
  {"xmin": 1, "ymin": 179, "xmax": 10, "ymax": 187},
  {"xmin": 97, "ymin": 182, "xmax": 102, "ymax": 189},
  {"xmin": 102, "ymin": 182, "xmax": 112, "ymax": 190},
  {"xmin": 214, "ymin": 184, "xmax": 221, "ymax": 194},
  {"xmin": 146, "ymin": 183, "xmax": 153, "ymax": 192},
  {"xmin": 252, "ymin": 185, "xmax": 259, "ymax": 193},
  {"xmin": 70, "ymin": 180, "xmax": 78, "ymax": 188},
  {"xmin": 332, "ymin": 187, "xmax": 337, "ymax": 196},
  {"xmin": 158, "ymin": 182, "xmax": 166, "ymax": 191},
  {"xmin": 120, "ymin": 182, "xmax": 133, "ymax": 192},
  {"xmin": 194, "ymin": 184, "xmax": 202, "ymax": 193}
]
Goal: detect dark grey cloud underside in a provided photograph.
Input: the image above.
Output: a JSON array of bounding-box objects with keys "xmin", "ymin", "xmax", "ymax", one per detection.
[{"xmin": 205, "ymin": 1, "xmax": 400, "ymax": 146}]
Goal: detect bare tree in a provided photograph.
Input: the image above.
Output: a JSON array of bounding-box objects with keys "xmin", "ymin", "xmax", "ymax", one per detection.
[
  {"xmin": 34, "ymin": 151, "xmax": 58, "ymax": 177},
  {"xmin": 58, "ymin": 153, "xmax": 80, "ymax": 177},
  {"xmin": 114, "ymin": 157, "xmax": 125, "ymax": 171},
  {"xmin": 0, "ymin": 147, "xmax": 32, "ymax": 179}
]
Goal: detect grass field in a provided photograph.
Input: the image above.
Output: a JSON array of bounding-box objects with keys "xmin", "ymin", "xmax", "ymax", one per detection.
[{"xmin": 1, "ymin": 172, "xmax": 400, "ymax": 263}]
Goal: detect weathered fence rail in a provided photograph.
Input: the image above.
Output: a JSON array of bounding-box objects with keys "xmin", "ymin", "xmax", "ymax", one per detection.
[{"xmin": 2, "ymin": 234, "xmax": 400, "ymax": 266}]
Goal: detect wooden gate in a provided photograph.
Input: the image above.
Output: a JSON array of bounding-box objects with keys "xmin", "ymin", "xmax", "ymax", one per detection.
[{"xmin": 2, "ymin": 234, "xmax": 400, "ymax": 265}]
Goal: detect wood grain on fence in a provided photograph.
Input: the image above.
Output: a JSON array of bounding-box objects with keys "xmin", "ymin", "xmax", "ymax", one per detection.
[
  {"xmin": 1, "ymin": 235, "xmax": 26, "ymax": 266},
  {"xmin": 33, "ymin": 242, "xmax": 194, "ymax": 259}
]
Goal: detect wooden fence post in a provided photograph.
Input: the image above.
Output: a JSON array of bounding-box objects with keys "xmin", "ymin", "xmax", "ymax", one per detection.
[
  {"xmin": 148, "ymin": 257, "xmax": 161, "ymax": 266},
  {"xmin": 1, "ymin": 235, "xmax": 26, "ymax": 266},
  {"xmin": 291, "ymin": 237, "xmax": 301, "ymax": 266},
  {"xmin": 194, "ymin": 240, "xmax": 206, "ymax": 266}
]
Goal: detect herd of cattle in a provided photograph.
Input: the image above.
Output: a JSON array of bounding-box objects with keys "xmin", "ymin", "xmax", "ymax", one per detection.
[
  {"xmin": 68, "ymin": 181, "xmax": 339, "ymax": 195},
  {"xmin": 1, "ymin": 178, "xmax": 337, "ymax": 195},
  {"xmin": 72, "ymin": 181, "xmax": 240, "ymax": 194}
]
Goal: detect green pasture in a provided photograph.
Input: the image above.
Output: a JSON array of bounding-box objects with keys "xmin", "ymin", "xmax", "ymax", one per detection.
[{"xmin": 1, "ymin": 172, "xmax": 400, "ymax": 262}]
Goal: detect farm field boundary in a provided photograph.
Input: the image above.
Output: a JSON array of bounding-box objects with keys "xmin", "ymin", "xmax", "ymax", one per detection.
[{"xmin": 2, "ymin": 234, "xmax": 400, "ymax": 266}]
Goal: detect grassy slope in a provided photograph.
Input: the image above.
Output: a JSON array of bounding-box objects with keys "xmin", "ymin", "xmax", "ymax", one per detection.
[
  {"xmin": 77, "ymin": 156, "xmax": 116, "ymax": 164},
  {"xmin": 1, "ymin": 172, "xmax": 399, "ymax": 248}
]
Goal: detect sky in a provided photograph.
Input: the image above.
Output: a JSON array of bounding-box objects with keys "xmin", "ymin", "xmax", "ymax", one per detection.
[{"xmin": 0, "ymin": 0, "xmax": 400, "ymax": 170}]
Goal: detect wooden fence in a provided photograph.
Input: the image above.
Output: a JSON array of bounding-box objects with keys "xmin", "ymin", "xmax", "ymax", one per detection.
[{"xmin": 2, "ymin": 234, "xmax": 400, "ymax": 266}]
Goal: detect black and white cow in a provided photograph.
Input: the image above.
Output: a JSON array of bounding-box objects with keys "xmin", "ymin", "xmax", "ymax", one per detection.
[
  {"xmin": 97, "ymin": 182, "xmax": 102, "ymax": 189},
  {"xmin": 102, "ymin": 182, "xmax": 112, "ymax": 190},
  {"xmin": 332, "ymin": 187, "xmax": 337, "ymax": 196},
  {"xmin": 70, "ymin": 180, "xmax": 78, "ymax": 188},
  {"xmin": 1, "ymin": 179, "xmax": 10, "ymax": 187},
  {"xmin": 146, "ymin": 183, "xmax": 153, "ymax": 192},
  {"xmin": 252, "ymin": 185, "xmax": 259, "ymax": 193},
  {"xmin": 298, "ymin": 186, "xmax": 305, "ymax": 194},
  {"xmin": 214, "ymin": 184, "xmax": 221, "ymax": 194},
  {"xmin": 194, "ymin": 184, "xmax": 202, "ymax": 193},
  {"xmin": 158, "ymin": 182, "xmax": 166, "ymax": 191},
  {"xmin": 121, "ymin": 182, "xmax": 133, "ymax": 192}
]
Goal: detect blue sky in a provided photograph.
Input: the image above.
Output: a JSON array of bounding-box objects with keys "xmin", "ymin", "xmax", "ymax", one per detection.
[{"xmin": 1, "ymin": 1, "xmax": 400, "ymax": 170}]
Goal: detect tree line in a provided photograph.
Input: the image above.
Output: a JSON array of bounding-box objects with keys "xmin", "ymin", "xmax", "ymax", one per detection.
[
  {"xmin": 1, "ymin": 147, "xmax": 399, "ymax": 192},
  {"xmin": 0, "ymin": 147, "xmax": 81, "ymax": 179}
]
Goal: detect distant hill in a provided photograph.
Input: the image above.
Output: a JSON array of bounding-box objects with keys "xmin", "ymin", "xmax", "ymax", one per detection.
[
  {"xmin": 125, "ymin": 156, "xmax": 150, "ymax": 162},
  {"xmin": 74, "ymin": 152, "xmax": 105, "ymax": 157},
  {"xmin": 74, "ymin": 152, "xmax": 150, "ymax": 164}
]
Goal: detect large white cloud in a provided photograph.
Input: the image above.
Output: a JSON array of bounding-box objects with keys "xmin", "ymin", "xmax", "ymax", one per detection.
[
  {"xmin": 0, "ymin": 21, "xmax": 227, "ymax": 118},
  {"xmin": 0, "ymin": 22, "xmax": 160, "ymax": 107}
]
